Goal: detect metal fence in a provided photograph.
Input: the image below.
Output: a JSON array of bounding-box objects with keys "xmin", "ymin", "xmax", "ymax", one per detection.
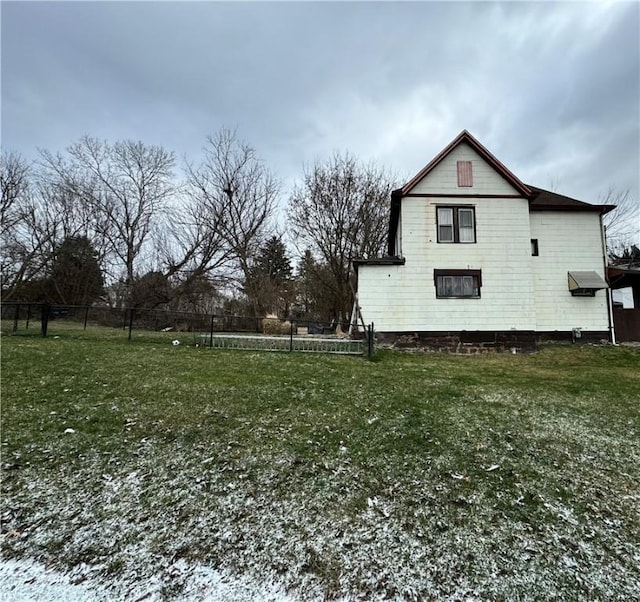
[{"xmin": 0, "ymin": 302, "xmax": 374, "ymax": 357}]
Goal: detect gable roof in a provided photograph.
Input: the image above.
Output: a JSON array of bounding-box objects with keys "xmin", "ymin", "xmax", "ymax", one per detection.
[
  {"xmin": 528, "ymin": 185, "xmax": 615, "ymax": 214},
  {"xmin": 386, "ymin": 132, "xmax": 616, "ymax": 255},
  {"xmin": 401, "ymin": 130, "xmax": 532, "ymax": 197}
]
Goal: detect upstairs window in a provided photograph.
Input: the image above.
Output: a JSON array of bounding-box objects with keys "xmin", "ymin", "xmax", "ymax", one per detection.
[
  {"xmin": 434, "ymin": 269, "xmax": 482, "ymax": 298},
  {"xmin": 437, "ymin": 206, "xmax": 476, "ymax": 243},
  {"xmin": 457, "ymin": 161, "xmax": 473, "ymax": 187}
]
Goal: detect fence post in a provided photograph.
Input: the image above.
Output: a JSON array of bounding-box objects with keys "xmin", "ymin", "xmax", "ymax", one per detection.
[
  {"xmin": 84, "ymin": 306, "xmax": 89, "ymax": 330},
  {"xmin": 290, "ymin": 320, "xmax": 294, "ymax": 352},
  {"xmin": 128, "ymin": 308, "xmax": 135, "ymax": 341},
  {"xmin": 209, "ymin": 314, "xmax": 215, "ymax": 348},
  {"xmin": 367, "ymin": 323, "xmax": 374, "ymax": 358},
  {"xmin": 13, "ymin": 303, "xmax": 21, "ymax": 332},
  {"xmin": 41, "ymin": 303, "xmax": 50, "ymax": 337},
  {"xmin": 123, "ymin": 309, "xmax": 128, "ymax": 330}
]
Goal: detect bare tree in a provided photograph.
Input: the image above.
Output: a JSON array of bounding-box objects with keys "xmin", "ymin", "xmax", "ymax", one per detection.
[
  {"xmin": 0, "ymin": 154, "xmax": 62, "ymax": 298},
  {"xmin": 1, "ymin": 151, "xmax": 30, "ymax": 237},
  {"xmin": 4, "ymin": 132, "xmax": 278, "ymax": 311},
  {"xmin": 41, "ymin": 137, "xmax": 176, "ymax": 301},
  {"xmin": 154, "ymin": 188, "xmax": 233, "ymax": 300},
  {"xmin": 185, "ymin": 129, "xmax": 279, "ymax": 311},
  {"xmin": 1, "ymin": 152, "xmax": 29, "ymax": 294},
  {"xmin": 288, "ymin": 152, "xmax": 396, "ymax": 322},
  {"xmin": 601, "ymin": 187, "xmax": 640, "ymax": 261},
  {"xmin": 0, "ymin": 162, "xmax": 111, "ymax": 301}
]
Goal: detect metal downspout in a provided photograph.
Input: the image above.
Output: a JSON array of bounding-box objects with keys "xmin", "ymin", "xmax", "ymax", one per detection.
[{"xmin": 601, "ymin": 216, "xmax": 617, "ymax": 345}]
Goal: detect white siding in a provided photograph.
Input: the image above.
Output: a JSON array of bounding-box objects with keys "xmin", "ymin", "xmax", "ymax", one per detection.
[
  {"xmin": 359, "ymin": 195, "xmax": 536, "ymax": 331},
  {"xmin": 358, "ymin": 141, "xmax": 610, "ymax": 335},
  {"xmin": 411, "ymin": 143, "xmax": 521, "ymax": 196},
  {"xmin": 530, "ymin": 211, "xmax": 609, "ymax": 331},
  {"xmin": 359, "ymin": 142, "xmax": 537, "ymax": 331},
  {"xmin": 357, "ymin": 264, "xmax": 410, "ymax": 332}
]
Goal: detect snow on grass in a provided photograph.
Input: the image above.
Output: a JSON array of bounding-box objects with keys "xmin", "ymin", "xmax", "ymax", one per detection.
[
  {"xmin": 0, "ymin": 557, "xmax": 299, "ymax": 601},
  {"xmin": 2, "ymin": 338, "xmax": 640, "ymax": 600},
  {"xmin": 4, "ymin": 422, "xmax": 639, "ymax": 600},
  {"xmin": 0, "ymin": 558, "xmax": 108, "ymax": 601}
]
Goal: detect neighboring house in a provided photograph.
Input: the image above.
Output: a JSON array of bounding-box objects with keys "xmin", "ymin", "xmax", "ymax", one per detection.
[
  {"xmin": 608, "ymin": 265, "xmax": 640, "ymax": 341},
  {"xmin": 354, "ymin": 131, "xmax": 614, "ymax": 351}
]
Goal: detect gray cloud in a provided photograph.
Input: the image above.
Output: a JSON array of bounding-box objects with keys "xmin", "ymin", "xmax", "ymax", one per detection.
[{"xmin": 2, "ymin": 1, "xmax": 638, "ymax": 211}]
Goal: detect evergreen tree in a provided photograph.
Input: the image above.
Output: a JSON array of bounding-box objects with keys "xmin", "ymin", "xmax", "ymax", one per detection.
[
  {"xmin": 49, "ymin": 235, "xmax": 104, "ymax": 305},
  {"xmin": 244, "ymin": 235, "xmax": 293, "ymax": 316},
  {"xmin": 294, "ymin": 249, "xmax": 336, "ymax": 322},
  {"xmin": 255, "ymin": 236, "xmax": 292, "ymax": 284}
]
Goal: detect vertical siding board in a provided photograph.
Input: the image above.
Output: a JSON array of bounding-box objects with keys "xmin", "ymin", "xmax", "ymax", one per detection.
[{"xmin": 457, "ymin": 160, "xmax": 473, "ymax": 187}]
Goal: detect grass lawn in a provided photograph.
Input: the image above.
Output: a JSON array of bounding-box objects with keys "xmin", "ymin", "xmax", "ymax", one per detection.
[{"xmin": 1, "ymin": 331, "xmax": 639, "ymax": 600}]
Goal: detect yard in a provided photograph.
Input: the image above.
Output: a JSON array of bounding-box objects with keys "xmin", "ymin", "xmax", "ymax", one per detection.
[{"xmin": 1, "ymin": 331, "xmax": 639, "ymax": 601}]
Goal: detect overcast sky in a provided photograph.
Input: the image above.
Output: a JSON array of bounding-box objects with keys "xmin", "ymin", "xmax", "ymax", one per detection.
[{"xmin": 2, "ymin": 1, "xmax": 639, "ymax": 213}]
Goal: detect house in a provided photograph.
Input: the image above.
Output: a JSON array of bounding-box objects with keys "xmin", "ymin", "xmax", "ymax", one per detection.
[
  {"xmin": 608, "ymin": 264, "xmax": 640, "ymax": 341},
  {"xmin": 354, "ymin": 131, "xmax": 615, "ymax": 352}
]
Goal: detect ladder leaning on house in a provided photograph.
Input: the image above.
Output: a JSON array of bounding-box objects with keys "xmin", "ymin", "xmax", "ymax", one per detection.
[{"xmin": 348, "ymin": 287, "xmax": 368, "ymax": 337}]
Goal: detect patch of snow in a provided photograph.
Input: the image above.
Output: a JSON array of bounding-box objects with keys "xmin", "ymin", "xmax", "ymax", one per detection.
[
  {"xmin": 0, "ymin": 558, "xmax": 300, "ymax": 602},
  {"xmin": 0, "ymin": 558, "xmax": 109, "ymax": 601}
]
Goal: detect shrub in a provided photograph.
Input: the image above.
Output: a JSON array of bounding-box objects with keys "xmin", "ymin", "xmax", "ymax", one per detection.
[{"xmin": 262, "ymin": 318, "xmax": 292, "ymax": 335}]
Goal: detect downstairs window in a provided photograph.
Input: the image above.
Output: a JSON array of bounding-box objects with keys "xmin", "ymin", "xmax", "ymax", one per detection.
[{"xmin": 434, "ymin": 269, "xmax": 482, "ymax": 298}]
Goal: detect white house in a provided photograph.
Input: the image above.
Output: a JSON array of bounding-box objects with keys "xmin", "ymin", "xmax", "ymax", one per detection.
[{"xmin": 354, "ymin": 131, "xmax": 614, "ymax": 351}]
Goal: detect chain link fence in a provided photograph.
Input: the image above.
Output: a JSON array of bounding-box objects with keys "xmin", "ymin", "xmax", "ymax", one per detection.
[{"xmin": 1, "ymin": 302, "xmax": 374, "ymax": 356}]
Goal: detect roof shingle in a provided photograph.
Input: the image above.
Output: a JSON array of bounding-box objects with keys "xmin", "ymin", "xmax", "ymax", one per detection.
[{"xmin": 528, "ymin": 185, "xmax": 614, "ymax": 214}]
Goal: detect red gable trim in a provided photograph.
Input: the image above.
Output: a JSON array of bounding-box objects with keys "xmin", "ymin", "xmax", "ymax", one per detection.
[{"xmin": 402, "ymin": 130, "xmax": 532, "ymax": 198}]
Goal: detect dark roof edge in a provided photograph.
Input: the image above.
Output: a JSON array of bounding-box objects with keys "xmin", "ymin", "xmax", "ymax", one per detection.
[
  {"xmin": 529, "ymin": 203, "xmax": 616, "ymax": 215},
  {"xmin": 353, "ymin": 256, "xmax": 406, "ymax": 269},
  {"xmin": 529, "ymin": 204, "xmax": 615, "ymax": 215},
  {"xmin": 528, "ymin": 185, "xmax": 615, "ymax": 215},
  {"xmin": 607, "ymin": 266, "xmax": 640, "ymax": 291},
  {"xmin": 608, "ymin": 265, "xmax": 640, "ymax": 274}
]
